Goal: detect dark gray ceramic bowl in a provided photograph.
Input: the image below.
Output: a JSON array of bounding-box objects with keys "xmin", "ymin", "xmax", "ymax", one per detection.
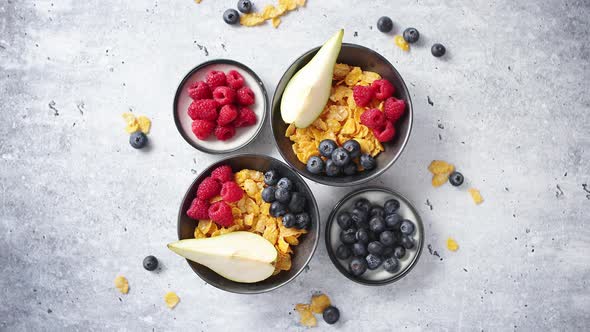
[
  {"xmin": 177, "ymin": 154, "xmax": 320, "ymax": 294},
  {"xmin": 271, "ymin": 43, "xmax": 413, "ymax": 186},
  {"xmin": 325, "ymin": 187, "xmax": 424, "ymax": 286}
]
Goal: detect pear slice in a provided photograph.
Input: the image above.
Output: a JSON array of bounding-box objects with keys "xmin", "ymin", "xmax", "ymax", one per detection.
[
  {"xmin": 167, "ymin": 232, "xmax": 278, "ymax": 283},
  {"xmin": 281, "ymin": 29, "xmax": 344, "ymax": 128}
]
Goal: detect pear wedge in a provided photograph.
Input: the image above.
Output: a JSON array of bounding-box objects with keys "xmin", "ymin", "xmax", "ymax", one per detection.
[
  {"xmin": 167, "ymin": 232, "xmax": 278, "ymax": 283},
  {"xmin": 281, "ymin": 29, "xmax": 344, "ymax": 128}
]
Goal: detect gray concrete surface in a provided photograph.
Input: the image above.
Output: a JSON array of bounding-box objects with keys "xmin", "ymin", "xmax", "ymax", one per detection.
[{"xmin": 1, "ymin": 0, "xmax": 589, "ymax": 331}]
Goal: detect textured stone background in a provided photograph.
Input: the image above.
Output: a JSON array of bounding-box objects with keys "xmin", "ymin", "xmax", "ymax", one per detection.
[{"xmin": 1, "ymin": 0, "xmax": 589, "ymax": 331}]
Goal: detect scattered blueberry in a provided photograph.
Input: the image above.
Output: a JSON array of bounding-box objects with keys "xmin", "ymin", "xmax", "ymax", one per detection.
[
  {"xmin": 431, "ymin": 43, "xmax": 446, "ymax": 57},
  {"xmin": 335, "ymin": 244, "xmax": 352, "ymax": 260},
  {"xmin": 379, "ymin": 230, "xmax": 395, "ymax": 246},
  {"xmin": 383, "ymin": 257, "xmax": 399, "ymax": 273},
  {"xmin": 402, "ymin": 27, "xmax": 420, "ymax": 43},
  {"xmin": 129, "ymin": 132, "xmax": 148, "ymax": 149},
  {"xmin": 351, "ymin": 208, "xmax": 369, "ymax": 229},
  {"xmin": 331, "ymin": 148, "xmax": 351, "ymax": 167},
  {"xmin": 359, "ymin": 154, "xmax": 376, "ymax": 170},
  {"xmin": 393, "ymin": 246, "xmax": 406, "ymax": 259},
  {"xmin": 288, "ymin": 192, "xmax": 306, "ymax": 214},
  {"xmin": 264, "ymin": 169, "xmax": 280, "ymax": 186},
  {"xmin": 355, "ymin": 228, "xmax": 370, "ymax": 243},
  {"xmin": 261, "ymin": 187, "xmax": 276, "ymax": 203},
  {"xmin": 295, "ymin": 212, "xmax": 311, "ymax": 229},
  {"xmin": 369, "ymin": 216, "xmax": 386, "ymax": 234},
  {"xmin": 306, "ymin": 156, "xmax": 324, "ymax": 174},
  {"xmin": 282, "ymin": 213, "xmax": 296, "ymax": 228},
  {"xmin": 377, "ymin": 16, "xmax": 393, "ymax": 33},
  {"xmin": 223, "ymin": 8, "xmax": 240, "ymax": 24},
  {"xmin": 366, "ymin": 253, "xmax": 383, "ymax": 270},
  {"xmin": 319, "ymin": 139, "xmax": 338, "ymax": 158},
  {"xmin": 323, "ymin": 306, "xmax": 340, "ymax": 325},
  {"xmin": 382, "ymin": 246, "xmax": 395, "ymax": 258},
  {"xmin": 325, "ymin": 159, "xmax": 341, "ymax": 177},
  {"xmin": 274, "ymin": 187, "xmax": 291, "ymax": 204},
  {"xmin": 269, "ymin": 201, "xmax": 287, "ymax": 217},
  {"xmin": 143, "ymin": 255, "xmax": 158, "ymax": 271},
  {"xmin": 336, "ymin": 212, "xmax": 353, "ymax": 230},
  {"xmin": 236, "ymin": 0, "xmax": 252, "ymax": 13},
  {"xmin": 449, "ymin": 171, "xmax": 464, "ymax": 186},
  {"xmin": 384, "ymin": 199, "xmax": 400, "ymax": 215},
  {"xmin": 352, "ymin": 242, "xmax": 368, "ymax": 257},
  {"xmin": 342, "ymin": 163, "xmax": 357, "ymax": 176},
  {"xmin": 370, "ymin": 206, "xmax": 385, "ymax": 218},
  {"xmin": 354, "ymin": 198, "xmax": 371, "ymax": 212},
  {"xmin": 400, "ymin": 220, "xmax": 415, "ymax": 235},
  {"xmin": 367, "ymin": 241, "xmax": 384, "ymax": 255},
  {"xmin": 385, "ymin": 213, "xmax": 402, "ymax": 230},
  {"xmin": 401, "ymin": 236, "xmax": 415, "ymax": 249},
  {"xmin": 349, "ymin": 257, "xmax": 368, "ymax": 276},
  {"xmin": 276, "ymin": 177, "xmax": 293, "ymax": 191},
  {"xmin": 343, "ymin": 140, "xmax": 361, "ymax": 159},
  {"xmin": 340, "ymin": 228, "xmax": 357, "ymax": 244}
]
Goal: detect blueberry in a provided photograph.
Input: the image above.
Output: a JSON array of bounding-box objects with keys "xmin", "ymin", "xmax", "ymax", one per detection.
[
  {"xmin": 382, "ymin": 246, "xmax": 395, "ymax": 258},
  {"xmin": 401, "ymin": 236, "xmax": 415, "ymax": 249},
  {"xmin": 369, "ymin": 216, "xmax": 386, "ymax": 234},
  {"xmin": 366, "ymin": 254, "xmax": 383, "ymax": 270},
  {"xmin": 274, "ymin": 187, "xmax": 291, "ymax": 204},
  {"xmin": 129, "ymin": 132, "xmax": 148, "ymax": 149},
  {"xmin": 223, "ymin": 8, "xmax": 240, "ymax": 24},
  {"xmin": 349, "ymin": 257, "xmax": 368, "ymax": 276},
  {"xmin": 377, "ymin": 16, "xmax": 393, "ymax": 33},
  {"xmin": 431, "ymin": 43, "xmax": 446, "ymax": 57},
  {"xmin": 319, "ymin": 139, "xmax": 338, "ymax": 158},
  {"xmin": 281, "ymin": 213, "xmax": 296, "ymax": 228},
  {"xmin": 143, "ymin": 255, "xmax": 158, "ymax": 271},
  {"xmin": 354, "ymin": 198, "xmax": 371, "ymax": 212},
  {"xmin": 276, "ymin": 177, "xmax": 293, "ymax": 191},
  {"xmin": 367, "ymin": 229, "xmax": 379, "ymax": 242},
  {"xmin": 352, "ymin": 242, "xmax": 368, "ymax": 257},
  {"xmin": 337, "ymin": 212, "xmax": 352, "ymax": 229},
  {"xmin": 385, "ymin": 214, "xmax": 402, "ymax": 230},
  {"xmin": 325, "ymin": 159, "xmax": 341, "ymax": 177},
  {"xmin": 335, "ymin": 244, "xmax": 352, "ymax": 260},
  {"xmin": 384, "ymin": 199, "xmax": 400, "ymax": 215},
  {"xmin": 269, "ymin": 201, "xmax": 287, "ymax": 217},
  {"xmin": 343, "ymin": 140, "xmax": 361, "ymax": 159},
  {"xmin": 295, "ymin": 212, "xmax": 311, "ymax": 229},
  {"xmin": 340, "ymin": 228, "xmax": 356, "ymax": 244},
  {"xmin": 264, "ymin": 169, "xmax": 280, "ymax": 186},
  {"xmin": 402, "ymin": 27, "xmax": 420, "ymax": 43},
  {"xmin": 322, "ymin": 306, "xmax": 340, "ymax": 325},
  {"xmin": 359, "ymin": 154, "xmax": 376, "ymax": 170},
  {"xmin": 379, "ymin": 230, "xmax": 395, "ymax": 246},
  {"xmin": 370, "ymin": 206, "xmax": 385, "ymax": 218},
  {"xmin": 355, "ymin": 228, "xmax": 370, "ymax": 244},
  {"xmin": 331, "ymin": 148, "xmax": 351, "ymax": 167},
  {"xmin": 342, "ymin": 163, "xmax": 357, "ymax": 176},
  {"xmin": 400, "ymin": 220, "xmax": 415, "ymax": 235},
  {"xmin": 288, "ymin": 192, "xmax": 306, "ymax": 213},
  {"xmin": 261, "ymin": 187, "xmax": 276, "ymax": 203},
  {"xmin": 236, "ymin": 0, "xmax": 252, "ymax": 13},
  {"xmin": 351, "ymin": 208, "xmax": 369, "ymax": 229},
  {"xmin": 383, "ymin": 257, "xmax": 400, "ymax": 273},
  {"xmin": 393, "ymin": 246, "xmax": 406, "ymax": 259},
  {"xmin": 449, "ymin": 171, "xmax": 464, "ymax": 186},
  {"xmin": 306, "ymin": 156, "xmax": 324, "ymax": 175},
  {"xmin": 367, "ymin": 241, "xmax": 384, "ymax": 255}
]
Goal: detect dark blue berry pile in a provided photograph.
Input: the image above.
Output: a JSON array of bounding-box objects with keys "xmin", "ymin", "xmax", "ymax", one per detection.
[
  {"xmin": 262, "ymin": 169, "xmax": 310, "ymax": 229},
  {"xmin": 306, "ymin": 139, "xmax": 376, "ymax": 177}
]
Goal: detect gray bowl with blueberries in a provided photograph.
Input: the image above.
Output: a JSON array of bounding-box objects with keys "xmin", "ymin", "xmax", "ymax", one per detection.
[{"xmin": 325, "ymin": 187, "xmax": 424, "ymax": 285}]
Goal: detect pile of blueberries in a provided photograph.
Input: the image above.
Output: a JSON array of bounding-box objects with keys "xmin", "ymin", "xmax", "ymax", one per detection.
[
  {"xmin": 334, "ymin": 197, "xmax": 417, "ymax": 276},
  {"xmin": 306, "ymin": 139, "xmax": 376, "ymax": 177},
  {"xmin": 262, "ymin": 169, "xmax": 310, "ymax": 229}
]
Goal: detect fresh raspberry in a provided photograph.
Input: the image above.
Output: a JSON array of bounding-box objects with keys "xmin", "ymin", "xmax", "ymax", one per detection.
[
  {"xmin": 234, "ymin": 107, "xmax": 257, "ymax": 127},
  {"xmin": 220, "ymin": 181, "xmax": 244, "ymax": 202},
  {"xmin": 187, "ymin": 99, "xmax": 218, "ymax": 121},
  {"xmin": 217, "ymin": 104, "xmax": 238, "ymax": 126},
  {"xmin": 188, "ymin": 81, "xmax": 211, "ymax": 100},
  {"xmin": 186, "ymin": 198, "xmax": 210, "ymax": 220},
  {"xmin": 353, "ymin": 85, "xmax": 375, "ymax": 107},
  {"xmin": 206, "ymin": 71, "xmax": 226, "ymax": 89},
  {"xmin": 226, "ymin": 70, "xmax": 245, "ymax": 90},
  {"xmin": 212, "ymin": 86, "xmax": 236, "ymax": 106},
  {"xmin": 360, "ymin": 108, "xmax": 386, "ymax": 129},
  {"xmin": 214, "ymin": 125, "xmax": 236, "ymax": 141},
  {"xmin": 197, "ymin": 176, "xmax": 221, "ymax": 200},
  {"xmin": 191, "ymin": 119, "xmax": 216, "ymax": 140},
  {"xmin": 372, "ymin": 120, "xmax": 396, "ymax": 142},
  {"xmin": 383, "ymin": 97, "xmax": 406, "ymax": 122},
  {"xmin": 236, "ymin": 86, "xmax": 255, "ymax": 106},
  {"xmin": 371, "ymin": 79, "xmax": 395, "ymax": 100},
  {"xmin": 208, "ymin": 201, "xmax": 234, "ymax": 227},
  {"xmin": 211, "ymin": 165, "xmax": 234, "ymax": 183}
]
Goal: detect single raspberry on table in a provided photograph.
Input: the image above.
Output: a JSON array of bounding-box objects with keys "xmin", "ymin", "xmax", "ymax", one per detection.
[
  {"xmin": 353, "ymin": 85, "xmax": 375, "ymax": 107},
  {"xmin": 236, "ymin": 86, "xmax": 255, "ymax": 106},
  {"xmin": 214, "ymin": 125, "xmax": 236, "ymax": 141},
  {"xmin": 372, "ymin": 120, "xmax": 396, "ymax": 142},
  {"xmin": 212, "ymin": 86, "xmax": 236, "ymax": 106},
  {"xmin": 197, "ymin": 176, "xmax": 221, "ymax": 200},
  {"xmin": 226, "ymin": 70, "xmax": 245, "ymax": 90},
  {"xmin": 187, "ymin": 99, "xmax": 218, "ymax": 121},
  {"xmin": 186, "ymin": 197, "xmax": 210, "ymax": 220},
  {"xmin": 233, "ymin": 107, "xmax": 257, "ymax": 127},
  {"xmin": 191, "ymin": 119, "xmax": 216, "ymax": 140},
  {"xmin": 371, "ymin": 79, "xmax": 395, "ymax": 100},
  {"xmin": 188, "ymin": 81, "xmax": 211, "ymax": 100},
  {"xmin": 360, "ymin": 108, "xmax": 386, "ymax": 129},
  {"xmin": 206, "ymin": 71, "xmax": 227, "ymax": 89},
  {"xmin": 208, "ymin": 201, "xmax": 234, "ymax": 227},
  {"xmin": 220, "ymin": 181, "xmax": 244, "ymax": 202},
  {"xmin": 217, "ymin": 104, "xmax": 239, "ymax": 126},
  {"xmin": 383, "ymin": 97, "xmax": 406, "ymax": 122},
  {"xmin": 211, "ymin": 165, "xmax": 234, "ymax": 183}
]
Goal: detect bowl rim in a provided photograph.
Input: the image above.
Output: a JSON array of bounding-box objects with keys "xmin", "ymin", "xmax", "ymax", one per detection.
[
  {"xmin": 324, "ymin": 186, "xmax": 424, "ymax": 286},
  {"xmin": 270, "ymin": 43, "xmax": 413, "ymax": 187},
  {"xmin": 176, "ymin": 153, "xmax": 321, "ymax": 294},
  {"xmin": 173, "ymin": 59, "xmax": 269, "ymax": 155}
]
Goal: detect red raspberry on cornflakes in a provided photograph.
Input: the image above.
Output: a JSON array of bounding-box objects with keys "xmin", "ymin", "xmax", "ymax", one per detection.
[
  {"xmin": 383, "ymin": 97, "xmax": 406, "ymax": 123},
  {"xmin": 211, "ymin": 165, "xmax": 234, "ymax": 183},
  {"xmin": 208, "ymin": 201, "xmax": 234, "ymax": 227},
  {"xmin": 371, "ymin": 79, "xmax": 395, "ymax": 100},
  {"xmin": 360, "ymin": 108, "xmax": 386, "ymax": 129},
  {"xmin": 220, "ymin": 181, "xmax": 243, "ymax": 203},
  {"xmin": 353, "ymin": 85, "xmax": 375, "ymax": 107},
  {"xmin": 186, "ymin": 198, "xmax": 210, "ymax": 220},
  {"xmin": 197, "ymin": 177, "xmax": 221, "ymax": 200},
  {"xmin": 372, "ymin": 120, "xmax": 396, "ymax": 142}
]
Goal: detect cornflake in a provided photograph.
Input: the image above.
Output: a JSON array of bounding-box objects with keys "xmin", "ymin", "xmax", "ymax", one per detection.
[
  {"xmin": 164, "ymin": 291, "xmax": 180, "ymax": 309},
  {"xmin": 114, "ymin": 275, "xmax": 129, "ymax": 294}
]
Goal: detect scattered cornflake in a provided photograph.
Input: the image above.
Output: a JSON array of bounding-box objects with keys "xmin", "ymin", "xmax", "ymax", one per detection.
[
  {"xmin": 295, "ymin": 303, "xmax": 317, "ymax": 327},
  {"xmin": 164, "ymin": 291, "xmax": 180, "ymax": 309},
  {"xmin": 394, "ymin": 35, "xmax": 409, "ymax": 51},
  {"xmin": 468, "ymin": 188, "xmax": 484, "ymax": 205},
  {"xmin": 114, "ymin": 275, "xmax": 129, "ymax": 294},
  {"xmin": 240, "ymin": 0, "xmax": 305, "ymax": 28},
  {"xmin": 272, "ymin": 17, "xmax": 281, "ymax": 28},
  {"xmin": 447, "ymin": 238, "xmax": 459, "ymax": 252},
  {"xmin": 310, "ymin": 293, "xmax": 331, "ymax": 314},
  {"xmin": 137, "ymin": 115, "xmax": 151, "ymax": 134},
  {"xmin": 427, "ymin": 160, "xmax": 455, "ymax": 187},
  {"xmin": 121, "ymin": 113, "xmax": 151, "ymax": 134},
  {"xmin": 194, "ymin": 0, "xmax": 202, "ymax": 3}
]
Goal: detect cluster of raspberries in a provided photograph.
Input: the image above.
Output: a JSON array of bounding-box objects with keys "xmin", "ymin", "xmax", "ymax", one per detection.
[
  {"xmin": 354, "ymin": 79, "xmax": 407, "ymax": 143},
  {"xmin": 186, "ymin": 165, "xmax": 244, "ymax": 227},
  {"xmin": 187, "ymin": 70, "xmax": 257, "ymax": 141}
]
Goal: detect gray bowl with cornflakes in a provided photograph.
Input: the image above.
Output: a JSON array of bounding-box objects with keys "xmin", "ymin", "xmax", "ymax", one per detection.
[
  {"xmin": 177, "ymin": 154, "xmax": 320, "ymax": 294},
  {"xmin": 270, "ymin": 43, "xmax": 413, "ymax": 186}
]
